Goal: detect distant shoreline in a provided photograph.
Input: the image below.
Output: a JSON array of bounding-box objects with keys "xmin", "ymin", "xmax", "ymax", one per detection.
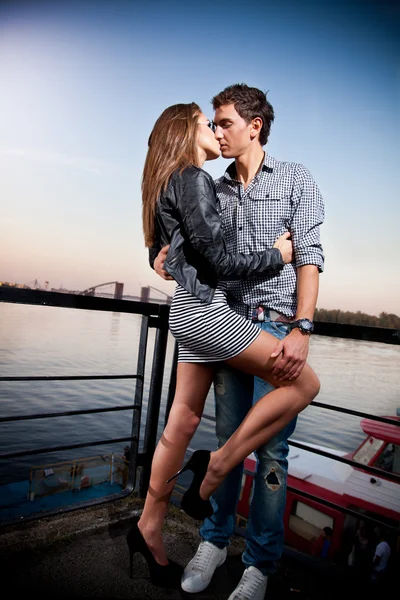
[{"xmin": 1, "ymin": 282, "xmax": 399, "ymax": 327}]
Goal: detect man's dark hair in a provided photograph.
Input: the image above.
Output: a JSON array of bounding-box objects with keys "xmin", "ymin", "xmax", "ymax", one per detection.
[{"xmin": 212, "ymin": 83, "xmax": 274, "ymax": 146}]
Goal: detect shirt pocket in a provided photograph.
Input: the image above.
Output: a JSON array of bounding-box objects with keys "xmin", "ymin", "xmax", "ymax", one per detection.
[
  {"xmin": 250, "ymin": 180, "xmax": 288, "ymax": 201},
  {"xmin": 248, "ymin": 188, "xmax": 291, "ymax": 247}
]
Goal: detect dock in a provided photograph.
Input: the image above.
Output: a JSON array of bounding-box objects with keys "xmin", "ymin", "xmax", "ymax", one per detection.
[{"xmin": 0, "ymin": 494, "xmax": 375, "ymax": 600}]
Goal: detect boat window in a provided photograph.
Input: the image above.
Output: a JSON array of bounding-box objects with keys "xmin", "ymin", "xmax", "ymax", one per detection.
[
  {"xmin": 373, "ymin": 443, "xmax": 400, "ymax": 474},
  {"xmin": 288, "ymin": 500, "xmax": 334, "ymax": 542},
  {"xmin": 353, "ymin": 436, "xmax": 384, "ymax": 465}
]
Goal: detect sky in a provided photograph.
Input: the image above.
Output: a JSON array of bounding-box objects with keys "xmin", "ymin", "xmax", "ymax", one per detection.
[{"xmin": 1, "ymin": 0, "xmax": 399, "ymax": 315}]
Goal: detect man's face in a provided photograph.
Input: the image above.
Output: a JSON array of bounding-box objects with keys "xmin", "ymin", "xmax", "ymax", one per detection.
[{"xmin": 213, "ymin": 104, "xmax": 252, "ymax": 159}]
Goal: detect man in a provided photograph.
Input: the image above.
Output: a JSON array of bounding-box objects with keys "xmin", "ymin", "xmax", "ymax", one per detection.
[
  {"xmin": 371, "ymin": 528, "xmax": 391, "ymax": 586},
  {"xmin": 154, "ymin": 84, "xmax": 324, "ymax": 599}
]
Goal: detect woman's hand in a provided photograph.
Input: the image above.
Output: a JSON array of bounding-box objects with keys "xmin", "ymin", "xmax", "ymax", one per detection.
[
  {"xmin": 273, "ymin": 232, "xmax": 293, "ymax": 264},
  {"xmin": 154, "ymin": 245, "xmax": 174, "ymax": 280}
]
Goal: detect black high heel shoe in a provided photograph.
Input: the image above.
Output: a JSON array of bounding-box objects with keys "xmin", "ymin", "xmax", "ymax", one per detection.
[
  {"xmin": 126, "ymin": 518, "xmax": 182, "ymax": 588},
  {"xmin": 167, "ymin": 449, "xmax": 213, "ymax": 520}
]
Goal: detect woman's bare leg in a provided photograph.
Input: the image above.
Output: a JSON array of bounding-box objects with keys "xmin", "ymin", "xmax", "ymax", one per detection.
[
  {"xmin": 199, "ymin": 329, "xmax": 320, "ymax": 499},
  {"xmin": 137, "ymin": 362, "xmax": 214, "ymax": 564}
]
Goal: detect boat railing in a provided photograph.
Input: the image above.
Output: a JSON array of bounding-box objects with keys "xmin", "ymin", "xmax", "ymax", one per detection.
[
  {"xmin": 191, "ymin": 405, "xmax": 400, "ymax": 535},
  {"xmin": 0, "ymin": 285, "xmax": 399, "ymax": 533}
]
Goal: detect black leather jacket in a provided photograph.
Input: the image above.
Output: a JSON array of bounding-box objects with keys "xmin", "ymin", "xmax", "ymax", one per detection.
[{"xmin": 149, "ymin": 166, "xmax": 284, "ymax": 303}]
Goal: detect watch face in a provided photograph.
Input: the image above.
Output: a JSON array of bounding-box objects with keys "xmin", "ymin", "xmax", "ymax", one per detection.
[{"xmin": 296, "ymin": 319, "xmax": 313, "ymax": 332}]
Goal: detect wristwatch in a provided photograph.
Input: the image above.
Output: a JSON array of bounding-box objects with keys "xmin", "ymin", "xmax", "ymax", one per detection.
[{"xmin": 290, "ymin": 318, "xmax": 314, "ymax": 334}]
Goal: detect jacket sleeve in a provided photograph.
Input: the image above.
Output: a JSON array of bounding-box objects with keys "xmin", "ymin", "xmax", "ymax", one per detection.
[
  {"xmin": 176, "ymin": 170, "xmax": 284, "ymax": 280},
  {"xmin": 148, "ymin": 241, "xmax": 162, "ymax": 270}
]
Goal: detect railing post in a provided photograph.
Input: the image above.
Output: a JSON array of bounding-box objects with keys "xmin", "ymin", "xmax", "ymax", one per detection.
[
  {"xmin": 139, "ymin": 306, "xmax": 169, "ymax": 497},
  {"xmin": 127, "ymin": 315, "xmax": 149, "ymax": 492}
]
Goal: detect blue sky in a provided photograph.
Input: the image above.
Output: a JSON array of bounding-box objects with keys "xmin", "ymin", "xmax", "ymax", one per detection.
[{"xmin": 1, "ymin": 0, "xmax": 399, "ymax": 315}]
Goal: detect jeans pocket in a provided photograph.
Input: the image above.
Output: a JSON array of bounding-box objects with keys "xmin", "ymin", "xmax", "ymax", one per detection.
[{"xmin": 265, "ymin": 321, "xmax": 290, "ymax": 339}]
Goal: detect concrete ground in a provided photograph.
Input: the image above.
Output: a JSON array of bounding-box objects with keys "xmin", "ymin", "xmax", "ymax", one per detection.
[{"xmin": 0, "ymin": 494, "xmax": 370, "ymax": 600}]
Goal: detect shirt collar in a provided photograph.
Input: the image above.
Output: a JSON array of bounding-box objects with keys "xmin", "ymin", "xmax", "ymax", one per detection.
[{"xmin": 223, "ymin": 152, "xmax": 274, "ymax": 183}]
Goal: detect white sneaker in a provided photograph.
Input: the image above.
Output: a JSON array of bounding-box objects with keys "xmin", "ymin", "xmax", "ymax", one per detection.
[
  {"xmin": 227, "ymin": 566, "xmax": 268, "ymax": 600},
  {"xmin": 181, "ymin": 541, "xmax": 227, "ymax": 593}
]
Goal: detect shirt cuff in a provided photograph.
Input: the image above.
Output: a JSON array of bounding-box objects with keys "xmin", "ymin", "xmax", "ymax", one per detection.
[{"xmin": 295, "ymin": 251, "xmax": 324, "ymax": 273}]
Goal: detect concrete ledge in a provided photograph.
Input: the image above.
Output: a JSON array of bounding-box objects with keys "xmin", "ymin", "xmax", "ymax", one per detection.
[
  {"xmin": 0, "ymin": 494, "xmax": 147, "ymax": 553},
  {"xmin": 0, "ymin": 494, "xmax": 366, "ymax": 599}
]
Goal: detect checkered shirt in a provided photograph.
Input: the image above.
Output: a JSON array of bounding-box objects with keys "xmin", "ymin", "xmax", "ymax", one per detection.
[{"xmin": 216, "ymin": 153, "xmax": 325, "ymax": 318}]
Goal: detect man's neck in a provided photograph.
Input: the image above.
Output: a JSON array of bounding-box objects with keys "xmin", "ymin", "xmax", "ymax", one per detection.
[{"xmin": 235, "ymin": 145, "xmax": 265, "ymax": 189}]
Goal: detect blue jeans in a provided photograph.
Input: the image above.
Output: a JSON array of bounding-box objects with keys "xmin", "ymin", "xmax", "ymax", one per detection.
[{"xmin": 200, "ymin": 320, "xmax": 297, "ymax": 576}]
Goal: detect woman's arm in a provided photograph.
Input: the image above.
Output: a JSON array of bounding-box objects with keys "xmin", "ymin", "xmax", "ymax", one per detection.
[{"xmin": 176, "ymin": 169, "xmax": 286, "ymax": 280}]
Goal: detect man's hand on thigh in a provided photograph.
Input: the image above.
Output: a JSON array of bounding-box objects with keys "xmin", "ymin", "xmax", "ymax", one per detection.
[{"xmin": 270, "ymin": 330, "xmax": 310, "ymax": 381}]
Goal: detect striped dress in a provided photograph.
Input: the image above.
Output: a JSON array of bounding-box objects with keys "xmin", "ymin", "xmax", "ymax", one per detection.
[{"xmin": 169, "ymin": 284, "xmax": 261, "ymax": 363}]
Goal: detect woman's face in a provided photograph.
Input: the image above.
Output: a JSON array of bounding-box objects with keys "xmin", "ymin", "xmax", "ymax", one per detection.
[{"xmin": 196, "ymin": 112, "xmax": 220, "ymax": 161}]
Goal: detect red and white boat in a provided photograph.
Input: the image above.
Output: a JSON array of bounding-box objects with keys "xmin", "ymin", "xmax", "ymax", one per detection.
[{"xmin": 237, "ymin": 410, "xmax": 400, "ymax": 562}]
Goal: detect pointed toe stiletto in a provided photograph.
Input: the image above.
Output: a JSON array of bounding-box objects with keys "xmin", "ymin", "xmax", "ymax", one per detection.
[
  {"xmin": 126, "ymin": 518, "xmax": 183, "ymax": 588},
  {"xmin": 167, "ymin": 449, "xmax": 213, "ymax": 520}
]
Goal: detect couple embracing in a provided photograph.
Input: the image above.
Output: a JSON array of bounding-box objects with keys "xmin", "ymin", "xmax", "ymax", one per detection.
[{"xmin": 128, "ymin": 83, "xmax": 325, "ymax": 600}]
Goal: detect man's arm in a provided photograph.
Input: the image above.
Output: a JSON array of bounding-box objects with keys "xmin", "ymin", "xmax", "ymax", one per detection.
[
  {"xmin": 295, "ymin": 264, "xmax": 319, "ymax": 322},
  {"xmin": 270, "ymin": 164, "xmax": 324, "ymax": 381},
  {"xmin": 271, "ymin": 265, "xmax": 319, "ymax": 380}
]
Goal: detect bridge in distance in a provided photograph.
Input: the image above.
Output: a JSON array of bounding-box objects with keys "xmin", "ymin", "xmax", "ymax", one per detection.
[
  {"xmin": 18, "ymin": 279, "xmax": 172, "ymax": 304},
  {"xmin": 81, "ymin": 281, "xmax": 172, "ymax": 304}
]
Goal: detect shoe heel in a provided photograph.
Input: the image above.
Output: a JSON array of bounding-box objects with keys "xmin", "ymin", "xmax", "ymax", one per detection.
[
  {"xmin": 166, "ymin": 456, "xmax": 194, "ymax": 483},
  {"xmin": 126, "ymin": 519, "xmax": 183, "ymax": 588},
  {"xmin": 168, "ymin": 450, "xmax": 213, "ymax": 520},
  {"xmin": 166, "ymin": 465, "xmax": 188, "ymax": 483}
]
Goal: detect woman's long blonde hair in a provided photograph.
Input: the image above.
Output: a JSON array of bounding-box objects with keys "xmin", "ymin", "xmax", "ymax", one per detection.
[{"xmin": 142, "ymin": 102, "xmax": 201, "ymax": 247}]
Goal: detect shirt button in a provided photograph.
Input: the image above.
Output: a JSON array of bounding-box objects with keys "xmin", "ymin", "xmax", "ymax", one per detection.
[{"xmin": 238, "ymin": 226, "xmax": 243, "ymax": 231}]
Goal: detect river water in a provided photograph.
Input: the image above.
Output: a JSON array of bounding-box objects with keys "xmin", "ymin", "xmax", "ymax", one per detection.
[{"xmin": 1, "ymin": 302, "xmax": 399, "ymax": 486}]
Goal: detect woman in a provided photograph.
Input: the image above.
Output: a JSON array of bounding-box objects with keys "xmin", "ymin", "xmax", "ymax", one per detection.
[{"xmin": 127, "ymin": 103, "xmax": 320, "ymax": 587}]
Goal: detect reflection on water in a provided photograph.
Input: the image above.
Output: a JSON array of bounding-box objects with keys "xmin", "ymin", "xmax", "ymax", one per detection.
[{"xmin": 1, "ymin": 303, "xmax": 399, "ymax": 485}]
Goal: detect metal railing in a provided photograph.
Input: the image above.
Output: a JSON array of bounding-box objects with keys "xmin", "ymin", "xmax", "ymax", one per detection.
[
  {"xmin": 0, "ymin": 286, "xmax": 170, "ymax": 523},
  {"xmin": 1, "ymin": 285, "xmax": 399, "ymax": 534}
]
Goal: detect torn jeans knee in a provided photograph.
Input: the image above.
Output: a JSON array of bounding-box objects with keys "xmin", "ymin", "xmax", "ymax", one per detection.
[{"xmin": 263, "ymin": 461, "xmax": 283, "ymax": 492}]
